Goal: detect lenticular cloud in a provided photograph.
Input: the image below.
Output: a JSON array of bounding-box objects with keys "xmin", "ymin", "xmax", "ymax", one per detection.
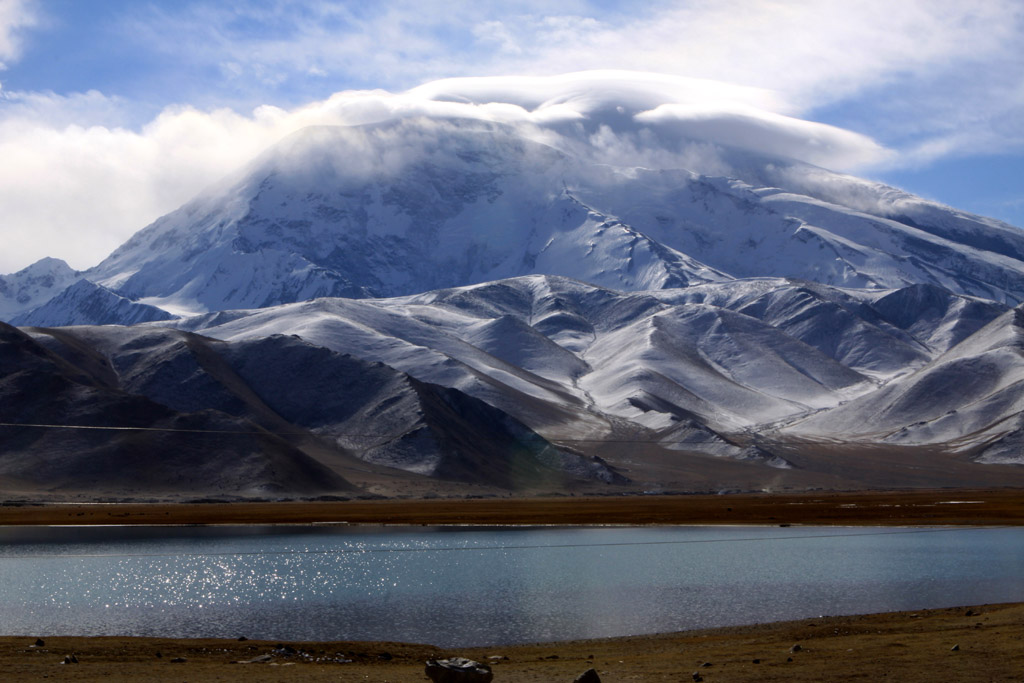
[{"xmin": 322, "ymin": 71, "xmax": 891, "ymax": 172}]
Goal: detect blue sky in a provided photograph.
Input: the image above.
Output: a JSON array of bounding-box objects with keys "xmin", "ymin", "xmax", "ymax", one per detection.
[{"xmin": 0, "ymin": 0, "xmax": 1022, "ymax": 272}]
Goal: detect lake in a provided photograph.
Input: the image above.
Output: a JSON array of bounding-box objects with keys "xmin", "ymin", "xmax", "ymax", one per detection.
[{"xmin": 1, "ymin": 524, "xmax": 1022, "ymax": 647}]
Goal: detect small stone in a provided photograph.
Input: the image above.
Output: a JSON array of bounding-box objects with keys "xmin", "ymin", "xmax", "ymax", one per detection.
[
  {"xmin": 752, "ymin": 658, "xmax": 761, "ymax": 664},
  {"xmin": 170, "ymin": 657, "xmax": 187, "ymax": 663},
  {"xmin": 965, "ymin": 609, "xmax": 974, "ymax": 616},
  {"xmin": 787, "ymin": 657, "xmax": 794, "ymax": 662},
  {"xmin": 574, "ymin": 668, "xmax": 601, "ymax": 683},
  {"xmin": 700, "ymin": 661, "xmax": 713, "ymax": 667},
  {"xmin": 61, "ymin": 654, "xmax": 78, "ymax": 665},
  {"xmin": 950, "ymin": 644, "xmax": 960, "ymax": 651},
  {"xmin": 790, "ymin": 644, "xmax": 802, "ymax": 653},
  {"xmin": 691, "ymin": 673, "xmax": 703, "ymax": 682},
  {"xmin": 33, "ymin": 638, "xmax": 45, "ymax": 647},
  {"xmin": 237, "ymin": 636, "xmax": 248, "ymax": 641}
]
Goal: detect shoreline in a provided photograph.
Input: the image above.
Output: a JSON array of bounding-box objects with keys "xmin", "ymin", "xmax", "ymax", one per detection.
[
  {"xmin": 5, "ymin": 488, "xmax": 1024, "ymax": 680},
  {"xmin": 3, "ymin": 602, "xmax": 1023, "ymax": 681},
  {"xmin": 3, "ymin": 488, "xmax": 1024, "ymax": 526}
]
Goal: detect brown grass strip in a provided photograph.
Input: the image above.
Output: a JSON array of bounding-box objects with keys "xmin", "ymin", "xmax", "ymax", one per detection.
[{"xmin": 2, "ymin": 488, "xmax": 1023, "ymax": 526}]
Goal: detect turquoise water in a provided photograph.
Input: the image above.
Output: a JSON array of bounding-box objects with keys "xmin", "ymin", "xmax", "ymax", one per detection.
[{"xmin": 1, "ymin": 525, "xmax": 1022, "ymax": 647}]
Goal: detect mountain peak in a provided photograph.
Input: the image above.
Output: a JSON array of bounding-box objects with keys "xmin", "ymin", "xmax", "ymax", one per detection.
[
  {"xmin": 0, "ymin": 257, "xmax": 81, "ymax": 320},
  {"xmin": 58, "ymin": 113, "xmax": 1022, "ymax": 320}
]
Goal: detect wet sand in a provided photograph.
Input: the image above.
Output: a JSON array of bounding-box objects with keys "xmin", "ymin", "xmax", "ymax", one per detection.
[
  {"xmin": 2, "ymin": 488, "xmax": 1024, "ymax": 526},
  {"xmin": 2, "ymin": 602, "xmax": 1022, "ymax": 681}
]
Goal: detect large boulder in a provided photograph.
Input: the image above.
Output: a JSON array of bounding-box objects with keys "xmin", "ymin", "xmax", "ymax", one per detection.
[{"xmin": 425, "ymin": 657, "xmax": 494, "ymax": 683}]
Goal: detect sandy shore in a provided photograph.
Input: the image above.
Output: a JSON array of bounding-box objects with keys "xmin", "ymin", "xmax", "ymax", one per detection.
[
  {"xmin": 3, "ymin": 488, "xmax": 1024, "ymax": 526},
  {"xmin": 3, "ymin": 602, "xmax": 1023, "ymax": 681}
]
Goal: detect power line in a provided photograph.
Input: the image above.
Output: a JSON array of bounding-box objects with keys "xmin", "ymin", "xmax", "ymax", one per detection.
[{"xmin": 0, "ymin": 422, "xmax": 305, "ymax": 436}]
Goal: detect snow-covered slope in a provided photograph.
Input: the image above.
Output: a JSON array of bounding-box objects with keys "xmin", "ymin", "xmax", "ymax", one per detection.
[
  {"xmin": 0, "ymin": 321, "xmax": 350, "ymax": 496},
  {"xmin": 10, "ymin": 279, "xmax": 176, "ymax": 327},
  {"xmin": 81, "ymin": 121, "xmax": 726, "ymax": 316},
  {"xmin": 786, "ymin": 307, "xmax": 1024, "ymax": 460},
  {"xmin": 162, "ymin": 274, "xmax": 1015, "ymax": 469},
  {"xmin": 9, "ymin": 321, "xmax": 619, "ymax": 494},
  {"xmin": 54, "ymin": 115, "xmax": 1024, "ymax": 323},
  {"xmin": 7, "ymin": 272, "xmax": 1024, "ymax": 497},
  {"xmin": 0, "ymin": 258, "xmax": 81, "ymax": 320}
]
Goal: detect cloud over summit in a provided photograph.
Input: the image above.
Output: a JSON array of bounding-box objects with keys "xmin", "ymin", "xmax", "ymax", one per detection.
[
  {"xmin": 0, "ymin": 1, "xmax": 1021, "ymax": 273},
  {"xmin": 423, "ymin": 73, "xmax": 887, "ymax": 168},
  {"xmin": 0, "ymin": 71, "xmax": 895, "ymax": 273}
]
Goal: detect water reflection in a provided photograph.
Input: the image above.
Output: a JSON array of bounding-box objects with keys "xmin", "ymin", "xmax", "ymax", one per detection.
[{"xmin": 1, "ymin": 525, "xmax": 1022, "ymax": 647}]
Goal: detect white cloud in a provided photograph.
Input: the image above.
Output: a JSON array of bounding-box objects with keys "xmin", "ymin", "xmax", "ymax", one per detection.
[
  {"xmin": 406, "ymin": 72, "xmax": 888, "ymax": 169},
  {"xmin": 0, "ymin": 88, "xmax": 132, "ymax": 128},
  {"xmin": 141, "ymin": 1, "xmax": 1020, "ymax": 112},
  {"xmin": 118, "ymin": 1, "xmax": 594, "ymax": 96},
  {"xmin": 455, "ymin": 1, "xmax": 1022, "ymax": 111},
  {"xmin": 0, "ymin": 0, "xmax": 36, "ymax": 69},
  {"xmin": 408, "ymin": 71, "xmax": 790, "ymax": 115},
  {"xmin": 0, "ymin": 98, "xmax": 295, "ymax": 273},
  {"xmin": 106, "ymin": 1, "xmax": 1023, "ymax": 164},
  {"xmin": 635, "ymin": 103, "xmax": 888, "ymax": 170},
  {"xmin": 49, "ymin": 1, "xmax": 999, "ymax": 168},
  {"xmin": 0, "ymin": 71, "xmax": 895, "ymax": 273},
  {"xmin": 889, "ymin": 62, "xmax": 1024, "ymax": 167}
]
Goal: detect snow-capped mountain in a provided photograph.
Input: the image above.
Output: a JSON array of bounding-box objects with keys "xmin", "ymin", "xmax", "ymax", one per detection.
[
  {"xmin": 0, "ymin": 257, "xmax": 81, "ymax": 319},
  {"xmin": 5, "ymin": 74, "xmax": 1024, "ymax": 497},
  {"xmin": 39, "ymin": 115, "xmax": 1018, "ymax": 322}
]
